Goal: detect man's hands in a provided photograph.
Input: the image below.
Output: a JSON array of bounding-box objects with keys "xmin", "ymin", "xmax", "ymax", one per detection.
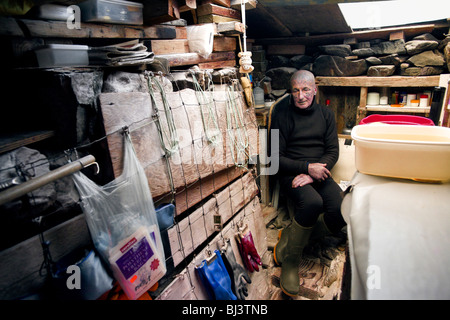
[
  {"xmin": 307, "ymin": 162, "xmax": 331, "ymax": 181},
  {"xmin": 292, "ymin": 173, "xmax": 313, "ymax": 188},
  {"xmin": 292, "ymin": 162, "xmax": 331, "ymax": 188}
]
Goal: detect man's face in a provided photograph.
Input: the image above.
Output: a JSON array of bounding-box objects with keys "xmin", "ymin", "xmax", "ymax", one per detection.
[{"xmin": 291, "ymin": 78, "xmax": 316, "ymax": 109}]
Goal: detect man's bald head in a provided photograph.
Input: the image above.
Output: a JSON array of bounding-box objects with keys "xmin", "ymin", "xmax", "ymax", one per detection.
[{"xmin": 290, "ymin": 70, "xmax": 317, "ymax": 109}]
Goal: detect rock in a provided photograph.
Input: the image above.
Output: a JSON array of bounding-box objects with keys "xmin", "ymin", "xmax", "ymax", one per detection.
[
  {"xmin": 401, "ymin": 66, "xmax": 444, "ymax": 76},
  {"xmin": 365, "ymin": 57, "xmax": 382, "ymax": 65},
  {"xmin": 378, "ymin": 54, "xmax": 403, "ymax": 66},
  {"xmin": 438, "ymin": 36, "xmax": 450, "ymax": 51},
  {"xmin": 352, "ymin": 48, "xmax": 375, "ymax": 57},
  {"xmin": 419, "ymin": 66, "xmax": 445, "ymax": 75},
  {"xmin": 300, "ymin": 63, "xmax": 314, "ymax": 72},
  {"xmin": 367, "ymin": 65, "xmax": 396, "ymax": 77},
  {"xmin": 445, "ymin": 43, "xmax": 450, "ymax": 71},
  {"xmin": 268, "ymin": 55, "xmax": 290, "ymax": 69},
  {"xmin": 265, "ymin": 67, "xmax": 298, "ymax": 90},
  {"xmin": 354, "ymin": 41, "xmax": 371, "ymax": 49},
  {"xmin": 401, "ymin": 67, "xmax": 422, "ymax": 76},
  {"xmin": 313, "ymin": 55, "xmax": 367, "ymax": 76},
  {"xmin": 103, "ymin": 71, "xmax": 147, "ymax": 93},
  {"xmin": 413, "ymin": 33, "xmax": 439, "ymax": 41},
  {"xmin": 405, "ymin": 40, "xmax": 439, "ymax": 55},
  {"xmin": 371, "ymin": 39, "xmax": 406, "ymax": 55},
  {"xmin": 289, "ymin": 55, "xmax": 314, "ymax": 69},
  {"xmin": 318, "ymin": 44, "xmax": 352, "ymax": 57},
  {"xmin": 71, "ymin": 70, "xmax": 103, "ymax": 106},
  {"xmin": 407, "ymin": 50, "xmax": 445, "ymax": 67}
]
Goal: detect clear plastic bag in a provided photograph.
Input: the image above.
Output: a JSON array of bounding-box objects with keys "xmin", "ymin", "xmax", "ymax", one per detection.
[{"xmin": 72, "ymin": 131, "xmax": 166, "ymax": 300}]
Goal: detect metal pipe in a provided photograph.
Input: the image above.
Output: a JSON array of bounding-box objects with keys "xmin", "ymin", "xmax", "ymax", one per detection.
[{"xmin": 0, "ymin": 155, "xmax": 96, "ymax": 206}]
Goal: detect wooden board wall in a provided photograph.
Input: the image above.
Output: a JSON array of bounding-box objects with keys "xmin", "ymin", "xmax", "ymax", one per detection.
[
  {"xmin": 99, "ymin": 85, "xmax": 259, "ymax": 212},
  {"xmin": 157, "ymin": 196, "xmax": 269, "ymax": 300}
]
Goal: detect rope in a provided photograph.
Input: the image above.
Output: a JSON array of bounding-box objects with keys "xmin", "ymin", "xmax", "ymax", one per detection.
[
  {"xmin": 191, "ymin": 70, "xmax": 221, "ymax": 146},
  {"xmin": 226, "ymin": 82, "xmax": 250, "ymax": 168}
]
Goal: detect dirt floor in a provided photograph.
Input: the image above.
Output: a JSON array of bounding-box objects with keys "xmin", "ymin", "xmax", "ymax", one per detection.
[{"xmin": 261, "ymin": 205, "xmax": 350, "ymax": 300}]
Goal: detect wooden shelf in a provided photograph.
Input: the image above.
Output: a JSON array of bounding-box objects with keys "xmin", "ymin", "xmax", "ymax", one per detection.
[
  {"xmin": 316, "ymin": 76, "xmax": 441, "ymax": 88},
  {"xmin": 0, "ymin": 130, "xmax": 55, "ymax": 154},
  {"xmin": 0, "ymin": 17, "xmax": 177, "ymax": 39},
  {"xmin": 363, "ymin": 105, "xmax": 431, "ymax": 113}
]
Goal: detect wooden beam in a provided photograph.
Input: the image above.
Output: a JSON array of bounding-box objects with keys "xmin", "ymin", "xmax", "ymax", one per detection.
[
  {"xmin": 216, "ymin": 21, "xmax": 245, "ymax": 35},
  {"xmin": 168, "ymin": 172, "xmax": 259, "ymax": 267},
  {"xmin": 155, "ymin": 51, "xmax": 236, "ymax": 66},
  {"xmin": 255, "ymin": 24, "xmax": 437, "ymax": 46},
  {"xmin": 197, "ymin": 3, "xmax": 241, "ymax": 20},
  {"xmin": 315, "ymin": 76, "xmax": 441, "ymax": 87},
  {"xmin": 198, "ymin": 14, "xmax": 241, "ymax": 24},
  {"xmin": 213, "ymin": 36, "xmax": 237, "ymax": 52},
  {"xmin": 0, "ymin": 17, "xmax": 177, "ymax": 39},
  {"xmin": 150, "ymin": 39, "xmax": 190, "ymax": 55},
  {"xmin": 266, "ymin": 44, "xmax": 305, "ymax": 55},
  {"xmin": 198, "ymin": 60, "xmax": 236, "ymax": 69}
]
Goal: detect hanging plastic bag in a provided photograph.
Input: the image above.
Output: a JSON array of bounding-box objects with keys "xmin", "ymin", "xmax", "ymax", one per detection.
[{"xmin": 72, "ymin": 131, "xmax": 166, "ymax": 300}]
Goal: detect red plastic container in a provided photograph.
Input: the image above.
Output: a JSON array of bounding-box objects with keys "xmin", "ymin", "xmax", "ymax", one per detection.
[{"xmin": 359, "ymin": 114, "xmax": 435, "ymax": 126}]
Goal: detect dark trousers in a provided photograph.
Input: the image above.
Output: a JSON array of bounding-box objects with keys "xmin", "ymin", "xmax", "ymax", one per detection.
[{"xmin": 279, "ymin": 176, "xmax": 346, "ymax": 233}]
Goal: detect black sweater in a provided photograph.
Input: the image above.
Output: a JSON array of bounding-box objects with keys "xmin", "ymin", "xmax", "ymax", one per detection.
[{"xmin": 270, "ymin": 95, "xmax": 339, "ymax": 178}]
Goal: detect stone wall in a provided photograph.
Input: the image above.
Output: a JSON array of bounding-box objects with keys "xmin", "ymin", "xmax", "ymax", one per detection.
[{"xmin": 256, "ymin": 33, "xmax": 450, "ymax": 92}]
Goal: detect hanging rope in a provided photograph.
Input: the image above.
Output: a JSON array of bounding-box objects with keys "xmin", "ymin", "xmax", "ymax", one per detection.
[
  {"xmin": 238, "ymin": 0, "xmax": 253, "ymax": 74},
  {"xmin": 191, "ymin": 70, "xmax": 221, "ymax": 146},
  {"xmin": 146, "ymin": 71, "xmax": 179, "ymax": 157},
  {"xmin": 226, "ymin": 81, "xmax": 250, "ymax": 168}
]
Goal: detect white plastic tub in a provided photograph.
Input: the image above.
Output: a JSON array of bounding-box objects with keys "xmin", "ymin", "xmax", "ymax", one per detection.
[
  {"xmin": 351, "ymin": 124, "xmax": 450, "ymax": 182},
  {"xmin": 78, "ymin": 0, "xmax": 143, "ymax": 25},
  {"xmin": 35, "ymin": 44, "xmax": 89, "ymax": 67}
]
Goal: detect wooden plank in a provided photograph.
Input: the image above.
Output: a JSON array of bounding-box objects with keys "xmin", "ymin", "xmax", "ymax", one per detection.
[
  {"xmin": 389, "ymin": 30, "xmax": 404, "ymax": 41},
  {"xmin": 316, "ymin": 76, "xmax": 441, "ymax": 88},
  {"xmin": 256, "ymin": 24, "xmax": 437, "ymax": 47},
  {"xmin": 0, "ymin": 130, "xmax": 55, "ymax": 154},
  {"xmin": 198, "ymin": 59, "xmax": 236, "ymax": 69},
  {"xmin": 0, "ymin": 17, "xmax": 177, "ymax": 39},
  {"xmin": 179, "ymin": 0, "xmax": 197, "ymax": 12},
  {"xmin": 216, "ymin": 21, "xmax": 245, "ymax": 35},
  {"xmin": 174, "ymin": 166, "xmax": 245, "ymax": 215},
  {"xmin": 157, "ymin": 196, "xmax": 268, "ymax": 300},
  {"xmin": 231, "ymin": 0, "xmax": 257, "ymax": 10},
  {"xmin": 175, "ymin": 26, "xmax": 188, "ymax": 39},
  {"xmin": 142, "ymin": 0, "xmax": 180, "ymax": 25},
  {"xmin": 99, "ymin": 88, "xmax": 259, "ymax": 206},
  {"xmin": 155, "ymin": 51, "xmax": 236, "ymax": 66},
  {"xmin": 201, "ymin": 0, "xmax": 231, "ymax": 7},
  {"xmin": 168, "ymin": 174, "xmax": 259, "ymax": 267},
  {"xmin": 266, "ymin": 44, "xmax": 305, "ymax": 55},
  {"xmin": 213, "ymin": 36, "xmax": 237, "ymax": 52},
  {"xmin": 150, "ymin": 39, "xmax": 190, "ymax": 55},
  {"xmin": 198, "ymin": 14, "xmax": 240, "ymax": 24},
  {"xmin": 197, "ymin": 3, "xmax": 241, "ymax": 20},
  {"xmin": 0, "ymin": 214, "xmax": 90, "ymax": 300}
]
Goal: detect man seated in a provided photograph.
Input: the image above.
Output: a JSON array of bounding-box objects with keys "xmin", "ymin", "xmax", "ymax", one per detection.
[{"xmin": 270, "ymin": 70, "xmax": 347, "ymax": 297}]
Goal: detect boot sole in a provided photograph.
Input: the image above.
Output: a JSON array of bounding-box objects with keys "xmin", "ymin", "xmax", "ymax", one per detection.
[
  {"xmin": 273, "ymin": 230, "xmax": 282, "ymax": 266},
  {"xmin": 280, "ymin": 283, "xmax": 298, "ymax": 297}
]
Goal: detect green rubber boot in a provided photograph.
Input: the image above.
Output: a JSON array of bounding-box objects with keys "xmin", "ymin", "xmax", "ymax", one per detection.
[
  {"xmin": 309, "ymin": 213, "xmax": 333, "ymax": 244},
  {"xmin": 274, "ymin": 219, "xmax": 313, "ymax": 296}
]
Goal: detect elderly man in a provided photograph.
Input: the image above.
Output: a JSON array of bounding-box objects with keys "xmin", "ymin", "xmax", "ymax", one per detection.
[{"xmin": 271, "ymin": 70, "xmax": 346, "ymax": 296}]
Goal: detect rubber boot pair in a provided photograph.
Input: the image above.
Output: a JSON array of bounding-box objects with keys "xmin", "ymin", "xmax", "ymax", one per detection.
[{"xmin": 273, "ymin": 219, "xmax": 313, "ymax": 297}]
